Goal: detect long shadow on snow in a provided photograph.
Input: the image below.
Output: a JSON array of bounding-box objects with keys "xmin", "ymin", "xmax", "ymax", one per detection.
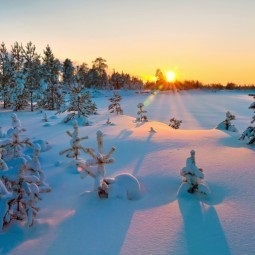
[
  {"xmin": 216, "ymin": 129, "xmax": 255, "ymax": 151},
  {"xmin": 178, "ymin": 196, "xmax": 231, "ymax": 255},
  {"xmin": 110, "ymin": 129, "xmax": 186, "ymax": 177},
  {"xmin": 45, "ymin": 174, "xmax": 179, "ymax": 255},
  {"xmin": 0, "ymin": 221, "xmax": 50, "ymax": 255}
]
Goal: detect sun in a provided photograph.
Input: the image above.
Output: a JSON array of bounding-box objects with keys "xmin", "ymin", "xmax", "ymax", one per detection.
[{"xmin": 166, "ymin": 71, "xmax": 176, "ymax": 82}]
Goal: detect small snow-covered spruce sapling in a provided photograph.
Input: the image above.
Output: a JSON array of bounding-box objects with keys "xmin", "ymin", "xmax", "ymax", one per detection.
[
  {"xmin": 104, "ymin": 117, "xmax": 115, "ymax": 126},
  {"xmin": 42, "ymin": 112, "xmax": 48, "ymax": 122},
  {"xmin": 0, "ymin": 115, "xmax": 32, "ymax": 160},
  {"xmin": 6, "ymin": 113, "xmax": 25, "ymax": 137},
  {"xmin": 0, "ymin": 178, "xmax": 12, "ymax": 228},
  {"xmin": 239, "ymin": 95, "xmax": 255, "ymax": 144},
  {"xmin": 178, "ymin": 150, "xmax": 210, "ymax": 196},
  {"xmin": 136, "ymin": 103, "xmax": 148, "ymax": 122},
  {"xmin": 56, "ymin": 88, "xmax": 97, "ymax": 125},
  {"xmin": 169, "ymin": 117, "xmax": 182, "ymax": 129},
  {"xmin": 0, "ymin": 157, "xmax": 41, "ymax": 229},
  {"xmin": 27, "ymin": 143, "xmax": 51, "ymax": 193},
  {"xmin": 76, "ymin": 131, "xmax": 141, "ymax": 200},
  {"xmin": 59, "ymin": 120, "xmax": 88, "ymax": 160},
  {"xmin": 0, "ymin": 127, "xmax": 5, "ymax": 138},
  {"xmin": 108, "ymin": 92, "xmax": 123, "ymax": 115},
  {"xmin": 216, "ymin": 111, "xmax": 237, "ymax": 132},
  {"xmin": 76, "ymin": 130, "xmax": 115, "ymax": 193}
]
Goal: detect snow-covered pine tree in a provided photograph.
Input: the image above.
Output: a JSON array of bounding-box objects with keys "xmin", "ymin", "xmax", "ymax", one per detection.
[
  {"xmin": 130, "ymin": 76, "xmax": 144, "ymax": 90},
  {"xmin": 109, "ymin": 71, "xmax": 125, "ymax": 90},
  {"xmin": 75, "ymin": 62, "xmax": 89, "ymax": 88},
  {"xmin": 0, "ymin": 176, "xmax": 12, "ymax": 230},
  {"xmin": 109, "ymin": 71, "xmax": 144, "ymax": 90},
  {"xmin": 11, "ymin": 42, "xmax": 24, "ymax": 74},
  {"xmin": 169, "ymin": 117, "xmax": 182, "ymax": 129},
  {"xmin": 108, "ymin": 92, "xmax": 123, "ymax": 115},
  {"xmin": 77, "ymin": 130, "xmax": 115, "ymax": 192},
  {"xmin": 1, "ymin": 114, "xmax": 32, "ymax": 160},
  {"xmin": 0, "ymin": 157, "xmax": 41, "ymax": 228},
  {"xmin": 178, "ymin": 150, "xmax": 210, "ymax": 196},
  {"xmin": 27, "ymin": 143, "xmax": 51, "ymax": 193},
  {"xmin": 62, "ymin": 58, "xmax": 75, "ymax": 91},
  {"xmin": 10, "ymin": 72, "xmax": 29, "ymax": 111},
  {"xmin": 136, "ymin": 103, "xmax": 148, "ymax": 122},
  {"xmin": 8, "ymin": 113, "xmax": 22, "ymax": 135},
  {"xmin": 8, "ymin": 42, "xmax": 30, "ymax": 111},
  {"xmin": 38, "ymin": 45, "xmax": 63, "ymax": 110},
  {"xmin": 22, "ymin": 42, "xmax": 42, "ymax": 112},
  {"xmin": 0, "ymin": 42, "xmax": 15, "ymax": 109},
  {"xmin": 216, "ymin": 111, "xmax": 237, "ymax": 132},
  {"xmin": 59, "ymin": 120, "xmax": 89, "ymax": 160},
  {"xmin": 57, "ymin": 85, "xmax": 97, "ymax": 124},
  {"xmin": 87, "ymin": 57, "xmax": 109, "ymax": 89},
  {"xmin": 239, "ymin": 95, "xmax": 255, "ymax": 144},
  {"xmin": 1, "ymin": 128, "xmax": 32, "ymax": 160}
]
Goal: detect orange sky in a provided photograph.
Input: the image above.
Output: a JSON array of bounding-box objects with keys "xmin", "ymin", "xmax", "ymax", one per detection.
[{"xmin": 1, "ymin": 0, "xmax": 255, "ymax": 84}]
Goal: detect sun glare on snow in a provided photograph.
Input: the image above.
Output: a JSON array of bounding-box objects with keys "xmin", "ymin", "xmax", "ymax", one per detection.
[{"xmin": 166, "ymin": 71, "xmax": 176, "ymax": 82}]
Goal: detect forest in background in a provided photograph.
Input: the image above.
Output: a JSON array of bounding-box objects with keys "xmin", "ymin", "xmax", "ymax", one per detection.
[{"xmin": 1, "ymin": 41, "xmax": 255, "ymax": 111}]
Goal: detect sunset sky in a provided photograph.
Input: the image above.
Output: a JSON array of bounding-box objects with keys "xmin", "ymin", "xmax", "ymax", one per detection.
[{"xmin": 1, "ymin": 0, "xmax": 255, "ymax": 84}]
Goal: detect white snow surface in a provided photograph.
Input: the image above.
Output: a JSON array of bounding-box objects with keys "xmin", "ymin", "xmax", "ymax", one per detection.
[{"xmin": 0, "ymin": 89, "xmax": 255, "ymax": 255}]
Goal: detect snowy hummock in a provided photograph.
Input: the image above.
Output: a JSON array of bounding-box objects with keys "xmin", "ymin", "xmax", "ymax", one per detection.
[{"xmin": 0, "ymin": 90, "xmax": 254, "ymax": 255}]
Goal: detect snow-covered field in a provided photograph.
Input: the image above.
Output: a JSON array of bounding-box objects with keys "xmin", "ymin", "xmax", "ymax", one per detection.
[{"xmin": 0, "ymin": 89, "xmax": 254, "ymax": 255}]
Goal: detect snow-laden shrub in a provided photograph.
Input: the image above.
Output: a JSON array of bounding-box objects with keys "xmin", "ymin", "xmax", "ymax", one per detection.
[
  {"xmin": 99, "ymin": 174, "xmax": 141, "ymax": 200},
  {"xmin": 59, "ymin": 120, "xmax": 88, "ymax": 160},
  {"xmin": 169, "ymin": 117, "xmax": 182, "ymax": 129},
  {"xmin": 239, "ymin": 96, "xmax": 255, "ymax": 144},
  {"xmin": 0, "ymin": 157, "xmax": 41, "ymax": 229},
  {"xmin": 178, "ymin": 150, "xmax": 210, "ymax": 197},
  {"xmin": 216, "ymin": 111, "xmax": 237, "ymax": 132},
  {"xmin": 76, "ymin": 130, "xmax": 141, "ymax": 200},
  {"xmin": 108, "ymin": 92, "xmax": 123, "ymax": 115},
  {"xmin": 136, "ymin": 103, "xmax": 148, "ymax": 122}
]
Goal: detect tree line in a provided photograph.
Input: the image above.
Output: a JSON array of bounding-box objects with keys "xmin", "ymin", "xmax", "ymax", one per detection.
[
  {"xmin": 144, "ymin": 68, "xmax": 255, "ymax": 91},
  {"xmin": 1, "ymin": 41, "xmax": 254, "ymax": 112},
  {"xmin": 0, "ymin": 41, "xmax": 144, "ymax": 111}
]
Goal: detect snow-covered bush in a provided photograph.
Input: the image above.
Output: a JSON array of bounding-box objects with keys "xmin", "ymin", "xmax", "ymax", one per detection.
[
  {"xmin": 59, "ymin": 120, "xmax": 88, "ymax": 160},
  {"xmin": 99, "ymin": 174, "xmax": 141, "ymax": 200},
  {"xmin": 136, "ymin": 103, "xmax": 148, "ymax": 122},
  {"xmin": 42, "ymin": 112, "xmax": 48, "ymax": 122},
  {"xmin": 76, "ymin": 131, "xmax": 141, "ymax": 200},
  {"xmin": 108, "ymin": 92, "xmax": 123, "ymax": 115},
  {"xmin": 27, "ymin": 143, "xmax": 51, "ymax": 193},
  {"xmin": 0, "ymin": 127, "xmax": 5, "ymax": 138},
  {"xmin": 216, "ymin": 111, "xmax": 237, "ymax": 132},
  {"xmin": 178, "ymin": 150, "xmax": 210, "ymax": 197},
  {"xmin": 0, "ymin": 157, "xmax": 41, "ymax": 229},
  {"xmin": 239, "ymin": 96, "xmax": 255, "ymax": 144},
  {"xmin": 0, "ymin": 115, "xmax": 32, "ymax": 160},
  {"xmin": 169, "ymin": 117, "xmax": 182, "ymax": 129},
  {"xmin": 6, "ymin": 113, "xmax": 24, "ymax": 137},
  {"xmin": 76, "ymin": 130, "xmax": 115, "ymax": 191},
  {"xmin": 104, "ymin": 117, "xmax": 115, "ymax": 126},
  {"xmin": 10, "ymin": 73, "xmax": 29, "ymax": 111},
  {"xmin": 0, "ymin": 115, "xmax": 51, "ymax": 229},
  {"xmin": 77, "ymin": 161, "xmax": 141, "ymax": 200},
  {"xmin": 80, "ymin": 131, "xmax": 115, "ymax": 188},
  {"xmin": 56, "ymin": 88, "xmax": 97, "ymax": 125},
  {"xmin": 31, "ymin": 139, "xmax": 51, "ymax": 152},
  {"xmin": 0, "ymin": 178, "xmax": 12, "ymax": 230}
]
